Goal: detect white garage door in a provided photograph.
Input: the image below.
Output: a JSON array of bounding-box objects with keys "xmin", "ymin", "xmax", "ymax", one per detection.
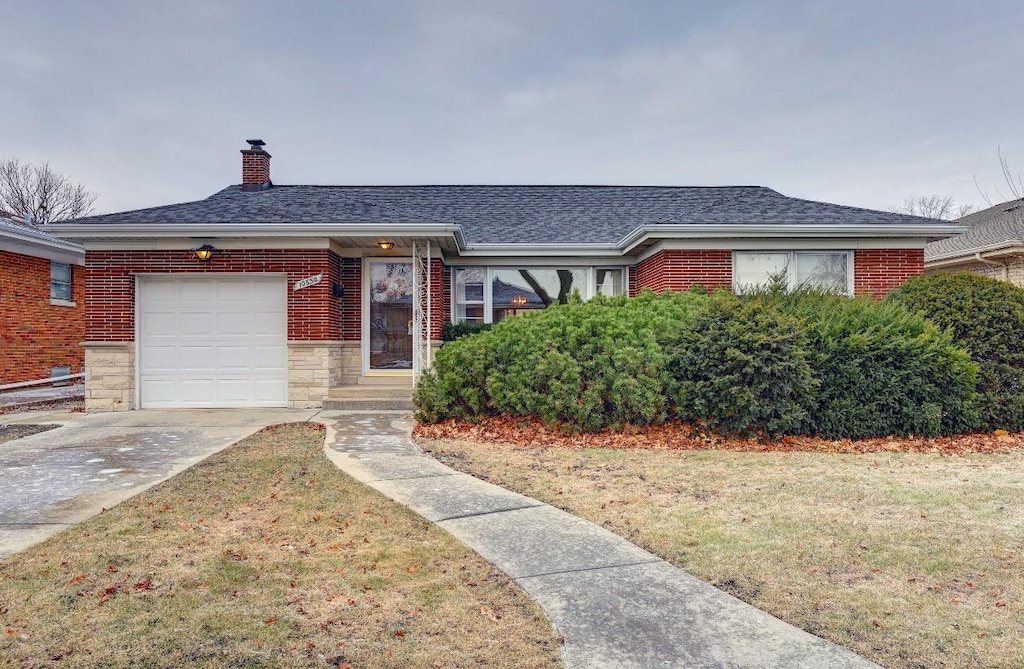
[{"xmin": 138, "ymin": 275, "xmax": 288, "ymax": 408}]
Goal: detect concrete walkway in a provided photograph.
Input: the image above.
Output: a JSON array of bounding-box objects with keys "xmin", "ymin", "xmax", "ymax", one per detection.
[
  {"xmin": 321, "ymin": 410, "xmax": 882, "ymax": 669},
  {"xmin": 0, "ymin": 408, "xmax": 320, "ymax": 558}
]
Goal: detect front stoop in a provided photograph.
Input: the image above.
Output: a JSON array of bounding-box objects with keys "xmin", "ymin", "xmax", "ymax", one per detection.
[{"xmin": 323, "ymin": 384, "xmax": 414, "ymax": 411}]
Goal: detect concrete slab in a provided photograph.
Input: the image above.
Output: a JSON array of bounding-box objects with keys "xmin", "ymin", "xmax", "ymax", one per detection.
[
  {"xmin": 331, "ymin": 451, "xmax": 461, "ymax": 481},
  {"xmin": 438, "ymin": 505, "xmax": 659, "ymax": 578},
  {"xmin": 517, "ymin": 560, "xmax": 880, "ymax": 669},
  {"xmin": 371, "ymin": 472, "xmax": 545, "ymax": 522},
  {"xmin": 0, "ymin": 408, "xmax": 322, "ymax": 559}
]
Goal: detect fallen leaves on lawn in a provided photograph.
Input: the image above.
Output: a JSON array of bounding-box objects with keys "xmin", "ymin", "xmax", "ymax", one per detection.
[{"xmin": 414, "ymin": 417, "xmax": 1024, "ymax": 456}]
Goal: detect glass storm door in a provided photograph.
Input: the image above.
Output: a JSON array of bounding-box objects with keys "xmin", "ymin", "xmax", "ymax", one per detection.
[{"xmin": 367, "ymin": 260, "xmax": 414, "ymax": 371}]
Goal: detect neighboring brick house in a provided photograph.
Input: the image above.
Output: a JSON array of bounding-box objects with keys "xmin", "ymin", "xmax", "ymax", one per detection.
[
  {"xmin": 0, "ymin": 213, "xmax": 85, "ymax": 386},
  {"xmin": 50, "ymin": 140, "xmax": 962, "ymax": 412},
  {"xmin": 925, "ymin": 198, "xmax": 1024, "ymax": 285}
]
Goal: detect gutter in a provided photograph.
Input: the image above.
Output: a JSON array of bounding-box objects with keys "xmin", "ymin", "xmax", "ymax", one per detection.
[
  {"xmin": 616, "ymin": 223, "xmax": 967, "ymax": 254},
  {"xmin": 45, "ymin": 222, "xmax": 470, "ymax": 250},
  {"xmin": 925, "ymin": 244, "xmax": 1024, "ymax": 270}
]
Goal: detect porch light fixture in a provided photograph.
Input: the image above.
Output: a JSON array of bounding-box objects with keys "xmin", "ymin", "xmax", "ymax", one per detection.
[
  {"xmin": 510, "ymin": 295, "xmax": 528, "ymax": 307},
  {"xmin": 377, "ymin": 241, "xmax": 394, "ymax": 251},
  {"xmin": 192, "ymin": 244, "xmax": 216, "ymax": 261}
]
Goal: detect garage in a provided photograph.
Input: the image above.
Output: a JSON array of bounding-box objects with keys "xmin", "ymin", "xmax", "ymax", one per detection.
[{"xmin": 137, "ymin": 275, "xmax": 288, "ymax": 408}]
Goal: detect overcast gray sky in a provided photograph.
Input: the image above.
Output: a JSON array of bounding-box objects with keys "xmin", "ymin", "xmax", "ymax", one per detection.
[{"xmin": 2, "ymin": 0, "xmax": 1022, "ymax": 215}]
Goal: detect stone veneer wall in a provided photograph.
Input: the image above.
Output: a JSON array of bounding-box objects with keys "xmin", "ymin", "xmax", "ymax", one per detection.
[
  {"xmin": 83, "ymin": 342, "xmax": 134, "ymax": 412},
  {"xmin": 287, "ymin": 342, "xmax": 346, "ymax": 408}
]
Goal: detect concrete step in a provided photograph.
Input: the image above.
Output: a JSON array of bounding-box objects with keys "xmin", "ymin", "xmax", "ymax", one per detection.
[
  {"xmin": 328, "ymin": 386, "xmax": 414, "ymax": 399},
  {"xmin": 322, "ymin": 397, "xmax": 415, "ymax": 411},
  {"xmin": 323, "ymin": 384, "xmax": 414, "ymax": 411},
  {"xmin": 357, "ymin": 376, "xmax": 414, "ymax": 387}
]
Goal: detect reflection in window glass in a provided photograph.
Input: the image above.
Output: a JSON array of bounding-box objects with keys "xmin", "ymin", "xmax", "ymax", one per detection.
[
  {"xmin": 51, "ymin": 262, "xmax": 72, "ymax": 301},
  {"xmin": 733, "ymin": 252, "xmax": 788, "ymax": 294},
  {"xmin": 795, "ymin": 253, "xmax": 848, "ymax": 292},
  {"xmin": 596, "ymin": 268, "xmax": 624, "ymax": 296},
  {"xmin": 454, "ymin": 268, "xmax": 485, "ymax": 323},
  {"xmin": 491, "ymin": 268, "xmax": 587, "ymax": 323}
]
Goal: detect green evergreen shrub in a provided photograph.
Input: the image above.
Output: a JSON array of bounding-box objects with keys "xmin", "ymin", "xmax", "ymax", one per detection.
[
  {"xmin": 415, "ymin": 291, "xmax": 705, "ymax": 431},
  {"xmin": 440, "ymin": 321, "xmax": 493, "ymax": 342},
  {"xmin": 889, "ymin": 272, "xmax": 1024, "ymax": 431},
  {"xmin": 414, "ymin": 286, "xmax": 979, "ymax": 439},
  {"xmin": 666, "ymin": 294, "xmax": 818, "ymax": 437},
  {"xmin": 758, "ymin": 289, "xmax": 978, "ymax": 438}
]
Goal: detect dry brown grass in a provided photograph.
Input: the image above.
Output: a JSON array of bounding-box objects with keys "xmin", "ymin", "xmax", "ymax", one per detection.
[
  {"xmin": 420, "ymin": 437, "xmax": 1024, "ymax": 669},
  {"xmin": 0, "ymin": 423, "xmax": 562, "ymax": 668}
]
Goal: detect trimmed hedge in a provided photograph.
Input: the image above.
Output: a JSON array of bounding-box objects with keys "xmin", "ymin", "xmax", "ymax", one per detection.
[
  {"xmin": 889, "ymin": 272, "xmax": 1024, "ymax": 431},
  {"xmin": 666, "ymin": 296, "xmax": 817, "ymax": 437},
  {"xmin": 414, "ymin": 289, "xmax": 979, "ymax": 438},
  {"xmin": 440, "ymin": 321, "xmax": 493, "ymax": 342},
  {"xmin": 758, "ymin": 290, "xmax": 978, "ymax": 438}
]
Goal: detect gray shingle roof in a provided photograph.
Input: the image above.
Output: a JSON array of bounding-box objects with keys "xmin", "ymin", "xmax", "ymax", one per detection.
[
  {"xmin": 66, "ymin": 184, "xmax": 948, "ymax": 246},
  {"xmin": 0, "ymin": 215, "xmax": 72, "ymax": 244},
  {"xmin": 926, "ymin": 198, "xmax": 1024, "ymax": 260}
]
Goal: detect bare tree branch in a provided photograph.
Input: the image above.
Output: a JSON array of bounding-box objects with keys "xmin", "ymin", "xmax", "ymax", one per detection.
[
  {"xmin": 891, "ymin": 195, "xmax": 973, "ymax": 220},
  {"xmin": 0, "ymin": 158, "xmax": 97, "ymax": 224}
]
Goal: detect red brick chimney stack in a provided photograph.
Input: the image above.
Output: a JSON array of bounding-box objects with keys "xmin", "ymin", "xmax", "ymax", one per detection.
[{"xmin": 241, "ymin": 139, "xmax": 271, "ymax": 191}]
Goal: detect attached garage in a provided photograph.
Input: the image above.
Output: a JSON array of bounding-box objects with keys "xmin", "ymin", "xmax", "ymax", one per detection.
[{"xmin": 137, "ymin": 275, "xmax": 288, "ymax": 408}]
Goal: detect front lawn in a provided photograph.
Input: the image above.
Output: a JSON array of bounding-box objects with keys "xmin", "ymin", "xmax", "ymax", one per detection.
[
  {"xmin": 0, "ymin": 423, "xmax": 562, "ymax": 669},
  {"xmin": 418, "ymin": 430, "xmax": 1024, "ymax": 669}
]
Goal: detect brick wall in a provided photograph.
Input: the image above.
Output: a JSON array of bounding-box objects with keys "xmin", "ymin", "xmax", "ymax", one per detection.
[
  {"xmin": 0, "ymin": 250, "xmax": 84, "ymax": 385},
  {"xmin": 339, "ymin": 257, "xmax": 361, "ymax": 341},
  {"xmin": 633, "ymin": 250, "xmax": 732, "ymax": 294},
  {"xmin": 430, "ymin": 259, "xmax": 449, "ymax": 340},
  {"xmin": 85, "ymin": 249, "xmax": 342, "ymax": 342},
  {"xmin": 854, "ymin": 249, "xmax": 924, "ymax": 299}
]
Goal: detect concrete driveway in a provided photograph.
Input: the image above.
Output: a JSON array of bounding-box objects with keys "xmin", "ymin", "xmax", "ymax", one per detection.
[{"xmin": 0, "ymin": 408, "xmax": 321, "ymax": 559}]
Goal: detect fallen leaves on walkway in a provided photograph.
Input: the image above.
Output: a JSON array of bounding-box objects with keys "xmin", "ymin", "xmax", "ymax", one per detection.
[{"xmin": 414, "ymin": 417, "xmax": 1024, "ymax": 456}]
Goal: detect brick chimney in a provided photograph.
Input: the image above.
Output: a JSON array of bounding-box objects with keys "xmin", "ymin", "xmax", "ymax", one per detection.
[{"xmin": 240, "ymin": 139, "xmax": 271, "ymax": 191}]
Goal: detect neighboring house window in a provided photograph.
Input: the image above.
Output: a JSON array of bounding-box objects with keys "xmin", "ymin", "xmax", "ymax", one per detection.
[
  {"xmin": 733, "ymin": 251, "xmax": 851, "ymax": 295},
  {"xmin": 50, "ymin": 262, "xmax": 73, "ymax": 301},
  {"xmin": 454, "ymin": 267, "xmax": 621, "ymax": 323}
]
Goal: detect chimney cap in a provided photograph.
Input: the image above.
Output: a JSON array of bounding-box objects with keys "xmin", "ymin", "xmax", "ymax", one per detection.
[{"xmin": 245, "ymin": 139, "xmax": 267, "ymax": 151}]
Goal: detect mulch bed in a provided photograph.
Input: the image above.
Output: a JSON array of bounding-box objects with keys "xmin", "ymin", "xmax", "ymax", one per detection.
[{"xmin": 414, "ymin": 416, "xmax": 1024, "ymax": 456}]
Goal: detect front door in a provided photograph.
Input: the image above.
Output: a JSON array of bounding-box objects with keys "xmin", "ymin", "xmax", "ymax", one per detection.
[{"xmin": 365, "ymin": 259, "xmax": 414, "ymax": 372}]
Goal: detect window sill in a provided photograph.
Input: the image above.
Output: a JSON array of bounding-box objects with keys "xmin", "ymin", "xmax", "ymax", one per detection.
[{"xmin": 50, "ymin": 298, "xmax": 77, "ymax": 308}]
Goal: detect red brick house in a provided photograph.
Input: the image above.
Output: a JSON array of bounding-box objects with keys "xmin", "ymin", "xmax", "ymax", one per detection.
[
  {"xmin": 0, "ymin": 213, "xmax": 85, "ymax": 386},
  {"xmin": 50, "ymin": 140, "xmax": 962, "ymax": 411}
]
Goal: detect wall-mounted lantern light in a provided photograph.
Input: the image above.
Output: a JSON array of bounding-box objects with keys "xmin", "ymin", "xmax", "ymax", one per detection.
[
  {"xmin": 511, "ymin": 295, "xmax": 528, "ymax": 307},
  {"xmin": 193, "ymin": 244, "xmax": 216, "ymax": 261},
  {"xmin": 377, "ymin": 241, "xmax": 394, "ymax": 251}
]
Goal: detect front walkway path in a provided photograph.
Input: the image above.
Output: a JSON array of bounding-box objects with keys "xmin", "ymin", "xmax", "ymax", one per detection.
[{"xmin": 320, "ymin": 410, "xmax": 882, "ymax": 669}]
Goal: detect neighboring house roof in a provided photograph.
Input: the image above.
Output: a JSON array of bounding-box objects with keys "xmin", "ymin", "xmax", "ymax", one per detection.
[
  {"xmin": 54, "ymin": 184, "xmax": 958, "ymax": 251},
  {"xmin": 926, "ymin": 198, "xmax": 1024, "ymax": 263},
  {"xmin": 0, "ymin": 215, "xmax": 85, "ymax": 265}
]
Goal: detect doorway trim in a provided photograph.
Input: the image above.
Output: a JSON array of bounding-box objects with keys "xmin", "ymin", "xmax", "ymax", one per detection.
[{"xmin": 361, "ymin": 257, "xmax": 415, "ymax": 376}]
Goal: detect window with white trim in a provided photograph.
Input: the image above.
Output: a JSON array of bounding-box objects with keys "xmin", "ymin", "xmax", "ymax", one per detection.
[
  {"xmin": 596, "ymin": 268, "xmax": 625, "ymax": 297},
  {"xmin": 733, "ymin": 251, "xmax": 852, "ymax": 295},
  {"xmin": 454, "ymin": 268, "xmax": 485, "ymax": 323},
  {"xmin": 453, "ymin": 267, "xmax": 624, "ymax": 323},
  {"xmin": 50, "ymin": 262, "xmax": 73, "ymax": 301}
]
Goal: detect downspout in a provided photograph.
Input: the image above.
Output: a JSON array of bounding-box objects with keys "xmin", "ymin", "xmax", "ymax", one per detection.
[{"xmin": 974, "ymin": 252, "xmax": 1009, "ymax": 281}]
